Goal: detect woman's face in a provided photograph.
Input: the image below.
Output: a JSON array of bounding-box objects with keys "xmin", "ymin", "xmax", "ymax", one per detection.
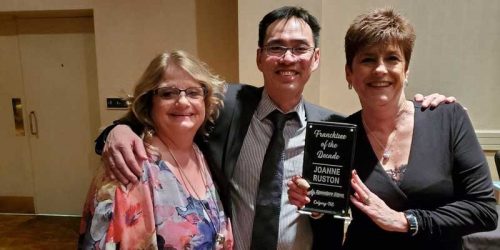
[
  {"xmin": 151, "ymin": 63, "xmax": 206, "ymax": 136},
  {"xmin": 346, "ymin": 43, "xmax": 408, "ymax": 107}
]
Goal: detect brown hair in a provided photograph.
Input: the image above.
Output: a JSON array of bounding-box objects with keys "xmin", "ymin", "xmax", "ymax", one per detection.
[{"xmin": 345, "ymin": 7, "xmax": 416, "ymax": 70}]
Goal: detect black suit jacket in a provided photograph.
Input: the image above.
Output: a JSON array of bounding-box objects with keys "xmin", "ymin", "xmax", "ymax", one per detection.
[
  {"xmin": 96, "ymin": 83, "xmax": 346, "ymax": 249},
  {"xmin": 200, "ymin": 84, "xmax": 346, "ymax": 249}
]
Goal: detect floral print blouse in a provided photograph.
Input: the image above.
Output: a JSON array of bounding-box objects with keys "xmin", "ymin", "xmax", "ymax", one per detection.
[{"xmin": 79, "ymin": 145, "xmax": 231, "ymax": 250}]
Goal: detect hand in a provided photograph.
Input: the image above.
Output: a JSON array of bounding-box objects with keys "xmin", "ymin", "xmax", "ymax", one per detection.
[
  {"xmin": 102, "ymin": 125, "xmax": 148, "ymax": 184},
  {"xmin": 414, "ymin": 93, "xmax": 456, "ymax": 109},
  {"xmin": 350, "ymin": 170, "xmax": 408, "ymax": 233},
  {"xmin": 287, "ymin": 176, "xmax": 311, "ymax": 209}
]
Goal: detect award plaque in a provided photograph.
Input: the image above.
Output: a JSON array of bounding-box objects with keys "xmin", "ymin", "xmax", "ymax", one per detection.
[{"xmin": 300, "ymin": 121, "xmax": 357, "ymax": 218}]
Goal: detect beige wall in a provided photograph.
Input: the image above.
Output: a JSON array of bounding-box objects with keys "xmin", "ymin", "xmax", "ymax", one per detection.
[
  {"xmin": 0, "ymin": 1, "xmax": 498, "ymax": 210},
  {"xmin": 0, "ymin": 0, "xmax": 238, "ymax": 127},
  {"xmin": 0, "ymin": 0, "xmax": 237, "ymax": 214},
  {"xmin": 92, "ymin": 0, "xmax": 199, "ymax": 125},
  {"xmin": 239, "ymin": 0, "xmax": 500, "ymax": 123},
  {"xmin": 196, "ymin": 0, "xmax": 239, "ymax": 83},
  {"xmin": 238, "ymin": 0, "xmax": 500, "ymax": 178}
]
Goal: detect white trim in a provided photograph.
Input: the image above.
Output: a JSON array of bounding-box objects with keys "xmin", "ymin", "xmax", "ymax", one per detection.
[{"xmin": 476, "ymin": 130, "xmax": 500, "ymax": 150}]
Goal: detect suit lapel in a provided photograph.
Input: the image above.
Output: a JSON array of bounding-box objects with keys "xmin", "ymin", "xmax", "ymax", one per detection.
[{"xmin": 224, "ymin": 86, "xmax": 263, "ymax": 178}]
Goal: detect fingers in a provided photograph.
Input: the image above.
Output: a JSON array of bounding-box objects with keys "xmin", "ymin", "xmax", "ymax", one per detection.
[
  {"xmin": 115, "ymin": 144, "xmax": 141, "ymax": 182},
  {"xmin": 350, "ymin": 170, "xmax": 371, "ymax": 206},
  {"xmin": 445, "ymin": 96, "xmax": 456, "ymax": 103},
  {"xmin": 417, "ymin": 93, "xmax": 436, "ymax": 108},
  {"xmin": 122, "ymin": 137, "xmax": 148, "ymax": 177},
  {"xmin": 290, "ymin": 175, "xmax": 310, "ymax": 190},
  {"xmin": 416, "ymin": 93, "xmax": 455, "ymax": 109},
  {"xmin": 287, "ymin": 176, "xmax": 310, "ymax": 208},
  {"xmin": 102, "ymin": 125, "xmax": 145, "ymax": 184},
  {"xmin": 429, "ymin": 94, "xmax": 446, "ymax": 108},
  {"xmin": 296, "ymin": 178, "xmax": 310, "ymax": 190},
  {"xmin": 288, "ymin": 192, "xmax": 310, "ymax": 208},
  {"xmin": 104, "ymin": 147, "xmax": 136, "ymax": 184},
  {"xmin": 413, "ymin": 93, "xmax": 424, "ymax": 102},
  {"xmin": 103, "ymin": 155, "xmax": 116, "ymax": 181},
  {"xmin": 134, "ymin": 137, "xmax": 148, "ymax": 161}
]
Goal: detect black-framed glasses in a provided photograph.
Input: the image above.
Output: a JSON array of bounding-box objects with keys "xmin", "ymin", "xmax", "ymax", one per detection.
[
  {"xmin": 153, "ymin": 86, "xmax": 207, "ymax": 100},
  {"xmin": 262, "ymin": 45, "xmax": 316, "ymax": 57}
]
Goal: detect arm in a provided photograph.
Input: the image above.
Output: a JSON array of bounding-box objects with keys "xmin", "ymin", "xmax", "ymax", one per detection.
[
  {"xmin": 95, "ymin": 121, "xmax": 147, "ymax": 184},
  {"xmin": 412, "ymin": 104, "xmax": 498, "ymax": 239},
  {"xmin": 349, "ymin": 105, "xmax": 497, "ymax": 238},
  {"xmin": 79, "ymin": 165, "xmax": 156, "ymax": 249}
]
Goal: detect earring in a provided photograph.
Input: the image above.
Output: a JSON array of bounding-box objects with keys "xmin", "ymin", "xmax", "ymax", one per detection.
[
  {"xmin": 404, "ymin": 79, "xmax": 408, "ymax": 87},
  {"xmin": 348, "ymin": 83, "xmax": 352, "ymax": 89}
]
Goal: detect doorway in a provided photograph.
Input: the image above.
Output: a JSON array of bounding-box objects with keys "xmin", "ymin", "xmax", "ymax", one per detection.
[{"xmin": 0, "ymin": 13, "xmax": 100, "ymax": 215}]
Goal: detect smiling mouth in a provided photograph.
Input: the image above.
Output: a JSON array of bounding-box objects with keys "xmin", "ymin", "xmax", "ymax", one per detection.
[
  {"xmin": 369, "ymin": 81, "xmax": 391, "ymax": 87},
  {"xmin": 277, "ymin": 70, "xmax": 298, "ymax": 76}
]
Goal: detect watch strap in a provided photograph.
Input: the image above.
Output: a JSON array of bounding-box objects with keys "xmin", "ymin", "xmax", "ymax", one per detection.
[{"xmin": 404, "ymin": 211, "xmax": 419, "ymax": 236}]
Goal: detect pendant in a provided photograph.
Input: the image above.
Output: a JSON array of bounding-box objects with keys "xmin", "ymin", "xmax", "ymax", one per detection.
[
  {"xmin": 382, "ymin": 150, "xmax": 391, "ymax": 160},
  {"xmin": 215, "ymin": 233, "xmax": 225, "ymax": 248}
]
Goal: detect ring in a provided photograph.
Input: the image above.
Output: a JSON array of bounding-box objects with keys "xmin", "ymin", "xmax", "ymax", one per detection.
[{"xmin": 364, "ymin": 196, "xmax": 371, "ymax": 205}]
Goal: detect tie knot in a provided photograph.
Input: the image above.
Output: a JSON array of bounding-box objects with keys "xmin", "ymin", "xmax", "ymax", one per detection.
[{"xmin": 268, "ymin": 110, "xmax": 295, "ymax": 131}]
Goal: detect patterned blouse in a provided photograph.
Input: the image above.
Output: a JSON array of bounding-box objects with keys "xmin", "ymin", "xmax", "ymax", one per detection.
[{"xmin": 79, "ymin": 145, "xmax": 230, "ymax": 249}]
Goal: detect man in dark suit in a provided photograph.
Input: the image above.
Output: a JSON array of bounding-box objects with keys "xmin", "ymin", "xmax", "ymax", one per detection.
[{"xmin": 96, "ymin": 6, "xmax": 451, "ymax": 249}]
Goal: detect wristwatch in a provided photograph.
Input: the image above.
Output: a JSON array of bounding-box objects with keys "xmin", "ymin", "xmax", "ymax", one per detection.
[{"xmin": 404, "ymin": 211, "xmax": 419, "ymax": 236}]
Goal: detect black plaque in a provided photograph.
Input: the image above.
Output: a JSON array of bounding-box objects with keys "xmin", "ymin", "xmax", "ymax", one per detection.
[{"xmin": 300, "ymin": 121, "xmax": 357, "ymax": 218}]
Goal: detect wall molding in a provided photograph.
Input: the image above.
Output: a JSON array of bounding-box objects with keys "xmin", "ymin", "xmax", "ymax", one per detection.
[
  {"xmin": 477, "ymin": 130, "xmax": 500, "ymax": 151},
  {"xmin": 0, "ymin": 196, "xmax": 34, "ymax": 214}
]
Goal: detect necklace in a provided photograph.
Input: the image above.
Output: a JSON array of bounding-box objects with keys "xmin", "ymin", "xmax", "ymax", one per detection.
[
  {"xmin": 165, "ymin": 142, "xmax": 225, "ymax": 248},
  {"xmin": 362, "ymin": 101, "xmax": 410, "ymax": 161}
]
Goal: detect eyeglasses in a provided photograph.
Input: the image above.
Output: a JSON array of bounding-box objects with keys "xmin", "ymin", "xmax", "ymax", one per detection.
[
  {"xmin": 153, "ymin": 86, "xmax": 207, "ymax": 100},
  {"xmin": 263, "ymin": 45, "xmax": 316, "ymax": 57}
]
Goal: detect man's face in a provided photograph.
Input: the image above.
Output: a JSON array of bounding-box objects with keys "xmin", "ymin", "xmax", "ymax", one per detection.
[{"xmin": 257, "ymin": 17, "xmax": 320, "ymax": 105}]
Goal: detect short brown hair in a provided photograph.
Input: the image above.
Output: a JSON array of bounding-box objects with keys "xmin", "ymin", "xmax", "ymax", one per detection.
[{"xmin": 345, "ymin": 7, "xmax": 416, "ymax": 70}]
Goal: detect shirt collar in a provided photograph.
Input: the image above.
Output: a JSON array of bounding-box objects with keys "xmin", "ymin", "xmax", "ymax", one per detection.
[{"xmin": 255, "ymin": 89, "xmax": 306, "ymax": 127}]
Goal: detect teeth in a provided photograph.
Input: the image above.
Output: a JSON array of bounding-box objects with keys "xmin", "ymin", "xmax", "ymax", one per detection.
[
  {"xmin": 370, "ymin": 82, "xmax": 390, "ymax": 87},
  {"xmin": 279, "ymin": 71, "xmax": 296, "ymax": 76}
]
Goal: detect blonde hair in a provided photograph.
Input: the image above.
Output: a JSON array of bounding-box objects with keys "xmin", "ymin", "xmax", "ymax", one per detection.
[{"xmin": 121, "ymin": 50, "xmax": 225, "ymax": 140}]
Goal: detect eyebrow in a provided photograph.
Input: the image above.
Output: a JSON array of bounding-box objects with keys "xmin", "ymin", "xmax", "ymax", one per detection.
[{"xmin": 264, "ymin": 38, "xmax": 311, "ymax": 46}]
